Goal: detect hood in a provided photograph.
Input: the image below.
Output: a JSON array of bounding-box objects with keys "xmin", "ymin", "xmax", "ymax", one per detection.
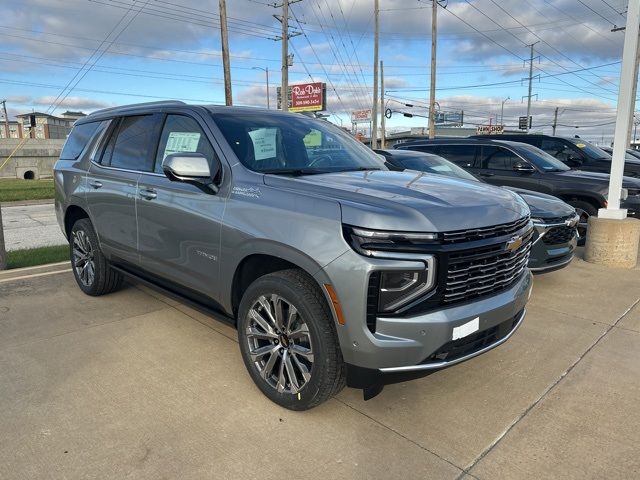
[
  {"xmin": 263, "ymin": 170, "xmax": 530, "ymax": 232},
  {"xmin": 503, "ymin": 187, "xmax": 575, "ymax": 219},
  {"xmin": 558, "ymin": 169, "xmax": 640, "ymax": 188}
]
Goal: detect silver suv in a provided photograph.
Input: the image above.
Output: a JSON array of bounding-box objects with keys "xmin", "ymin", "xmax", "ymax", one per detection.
[{"xmin": 55, "ymin": 101, "xmax": 533, "ymax": 410}]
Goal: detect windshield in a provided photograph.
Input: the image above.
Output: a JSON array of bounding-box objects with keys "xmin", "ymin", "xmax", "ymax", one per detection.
[
  {"xmin": 399, "ymin": 153, "xmax": 479, "ymax": 182},
  {"xmin": 211, "ymin": 111, "xmax": 386, "ymax": 174},
  {"xmin": 512, "ymin": 143, "xmax": 570, "ymax": 171},
  {"xmin": 568, "ymin": 138, "xmax": 611, "ymax": 159}
]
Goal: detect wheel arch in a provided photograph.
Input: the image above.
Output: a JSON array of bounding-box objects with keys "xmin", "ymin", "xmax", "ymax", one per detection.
[
  {"xmin": 556, "ymin": 192, "xmax": 604, "ymax": 210},
  {"xmin": 64, "ymin": 204, "xmax": 91, "ymax": 238}
]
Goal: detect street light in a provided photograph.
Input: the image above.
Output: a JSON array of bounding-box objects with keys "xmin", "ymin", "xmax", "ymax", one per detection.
[
  {"xmin": 252, "ymin": 66, "xmax": 270, "ymax": 109},
  {"xmin": 500, "ymin": 96, "xmax": 510, "ymax": 126}
]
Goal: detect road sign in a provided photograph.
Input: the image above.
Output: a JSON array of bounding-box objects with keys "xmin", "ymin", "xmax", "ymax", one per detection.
[
  {"xmin": 435, "ymin": 111, "xmax": 463, "ymax": 125},
  {"xmin": 519, "ymin": 116, "xmax": 532, "ymax": 130}
]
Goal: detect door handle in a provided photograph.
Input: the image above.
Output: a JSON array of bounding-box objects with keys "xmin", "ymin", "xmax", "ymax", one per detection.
[
  {"xmin": 88, "ymin": 180, "xmax": 103, "ymax": 189},
  {"xmin": 139, "ymin": 188, "xmax": 157, "ymax": 200},
  {"xmin": 479, "ymin": 172, "xmax": 494, "ymax": 177}
]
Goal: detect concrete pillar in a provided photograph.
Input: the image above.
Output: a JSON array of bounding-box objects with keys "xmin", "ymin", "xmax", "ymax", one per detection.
[{"xmin": 584, "ymin": 217, "xmax": 640, "ymax": 268}]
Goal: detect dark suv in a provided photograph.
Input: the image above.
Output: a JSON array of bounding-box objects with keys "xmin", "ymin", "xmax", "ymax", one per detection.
[
  {"xmin": 54, "ymin": 102, "xmax": 533, "ymax": 409},
  {"xmin": 395, "ymin": 138, "xmax": 640, "ymax": 236},
  {"xmin": 472, "ymin": 134, "xmax": 640, "ymax": 178}
]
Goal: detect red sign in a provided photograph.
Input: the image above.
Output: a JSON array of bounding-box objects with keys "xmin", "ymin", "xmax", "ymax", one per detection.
[
  {"xmin": 351, "ymin": 109, "xmax": 372, "ymax": 123},
  {"xmin": 289, "ymin": 82, "xmax": 325, "ymax": 112}
]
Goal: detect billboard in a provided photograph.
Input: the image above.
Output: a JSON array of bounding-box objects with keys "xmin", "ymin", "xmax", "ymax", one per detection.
[
  {"xmin": 277, "ymin": 82, "xmax": 326, "ymax": 112},
  {"xmin": 351, "ymin": 109, "xmax": 372, "ymax": 123},
  {"xmin": 435, "ymin": 111, "xmax": 463, "ymax": 125}
]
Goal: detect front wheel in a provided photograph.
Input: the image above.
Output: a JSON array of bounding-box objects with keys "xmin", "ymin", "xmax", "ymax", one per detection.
[
  {"xmin": 237, "ymin": 269, "xmax": 346, "ymax": 410},
  {"xmin": 567, "ymin": 200, "xmax": 597, "ymax": 245}
]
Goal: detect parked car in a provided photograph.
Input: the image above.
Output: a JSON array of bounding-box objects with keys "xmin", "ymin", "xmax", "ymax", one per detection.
[
  {"xmin": 600, "ymin": 146, "xmax": 640, "ymax": 163},
  {"xmin": 376, "ymin": 149, "xmax": 578, "ymax": 273},
  {"xmin": 55, "ymin": 101, "xmax": 534, "ymax": 409},
  {"xmin": 471, "ymin": 133, "xmax": 640, "ymax": 178},
  {"xmin": 395, "ymin": 138, "xmax": 640, "ymax": 239},
  {"xmin": 626, "ymin": 148, "xmax": 640, "ymax": 160}
]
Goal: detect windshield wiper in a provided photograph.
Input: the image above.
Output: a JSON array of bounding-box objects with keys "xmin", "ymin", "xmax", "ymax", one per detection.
[
  {"xmin": 336, "ymin": 167, "xmax": 382, "ymax": 172},
  {"xmin": 259, "ymin": 168, "xmax": 332, "ymax": 176}
]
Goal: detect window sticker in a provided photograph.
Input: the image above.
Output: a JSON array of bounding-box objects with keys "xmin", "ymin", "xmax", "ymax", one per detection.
[
  {"xmin": 575, "ymin": 143, "xmax": 586, "ymax": 148},
  {"xmin": 164, "ymin": 132, "xmax": 201, "ymax": 158},
  {"xmin": 303, "ymin": 129, "xmax": 322, "ymax": 147},
  {"xmin": 249, "ymin": 128, "xmax": 277, "ymax": 161}
]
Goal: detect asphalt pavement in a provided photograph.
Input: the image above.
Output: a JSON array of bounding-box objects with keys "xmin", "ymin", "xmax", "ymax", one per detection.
[
  {"xmin": 0, "ymin": 254, "xmax": 639, "ymax": 479},
  {"xmin": 1, "ymin": 202, "xmax": 67, "ymax": 251}
]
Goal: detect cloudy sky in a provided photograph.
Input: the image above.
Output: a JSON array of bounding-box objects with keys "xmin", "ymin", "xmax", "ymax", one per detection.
[{"xmin": 0, "ymin": 0, "xmax": 634, "ymax": 143}]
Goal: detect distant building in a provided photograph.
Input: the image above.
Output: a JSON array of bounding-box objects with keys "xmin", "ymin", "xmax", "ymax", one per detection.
[
  {"xmin": 14, "ymin": 111, "xmax": 84, "ymax": 139},
  {"xmin": 0, "ymin": 121, "xmax": 23, "ymax": 139}
]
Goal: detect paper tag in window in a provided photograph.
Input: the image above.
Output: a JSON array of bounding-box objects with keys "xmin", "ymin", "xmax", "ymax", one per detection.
[
  {"xmin": 452, "ymin": 317, "xmax": 479, "ymax": 340},
  {"xmin": 249, "ymin": 128, "xmax": 277, "ymax": 161},
  {"xmin": 164, "ymin": 132, "xmax": 200, "ymax": 158}
]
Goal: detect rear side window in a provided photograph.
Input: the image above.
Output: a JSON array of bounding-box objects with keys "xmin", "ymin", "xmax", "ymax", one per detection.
[
  {"xmin": 435, "ymin": 145, "xmax": 477, "ymax": 167},
  {"xmin": 154, "ymin": 115, "xmax": 216, "ymax": 174},
  {"xmin": 102, "ymin": 115, "xmax": 158, "ymax": 171},
  {"xmin": 60, "ymin": 122, "xmax": 101, "ymax": 160}
]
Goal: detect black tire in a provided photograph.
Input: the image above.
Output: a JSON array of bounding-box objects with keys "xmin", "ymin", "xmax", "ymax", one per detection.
[
  {"xmin": 567, "ymin": 200, "xmax": 597, "ymax": 246},
  {"xmin": 237, "ymin": 269, "xmax": 346, "ymax": 410},
  {"xmin": 69, "ymin": 218, "xmax": 123, "ymax": 296}
]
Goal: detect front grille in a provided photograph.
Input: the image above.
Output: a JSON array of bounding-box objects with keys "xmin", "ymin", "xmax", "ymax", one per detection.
[
  {"xmin": 443, "ymin": 229, "xmax": 533, "ymax": 304},
  {"xmin": 542, "ymin": 225, "xmax": 575, "ymax": 245},
  {"xmin": 441, "ymin": 216, "xmax": 530, "ymax": 244},
  {"xmin": 420, "ymin": 310, "xmax": 523, "ymax": 365}
]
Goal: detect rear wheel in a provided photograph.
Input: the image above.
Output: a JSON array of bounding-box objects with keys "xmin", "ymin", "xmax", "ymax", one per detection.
[
  {"xmin": 70, "ymin": 218, "xmax": 123, "ymax": 296},
  {"xmin": 567, "ymin": 200, "xmax": 597, "ymax": 245},
  {"xmin": 237, "ymin": 269, "xmax": 346, "ymax": 410}
]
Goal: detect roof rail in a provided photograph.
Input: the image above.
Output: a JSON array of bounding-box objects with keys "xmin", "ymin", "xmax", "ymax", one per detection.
[{"xmin": 91, "ymin": 100, "xmax": 186, "ymax": 116}]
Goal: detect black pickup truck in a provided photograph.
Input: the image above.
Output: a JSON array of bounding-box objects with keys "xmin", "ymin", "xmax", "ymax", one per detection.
[{"xmin": 394, "ymin": 138, "xmax": 640, "ymax": 237}]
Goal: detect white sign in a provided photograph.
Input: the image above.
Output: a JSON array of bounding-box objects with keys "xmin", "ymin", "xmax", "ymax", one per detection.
[
  {"xmin": 249, "ymin": 128, "xmax": 278, "ymax": 161},
  {"xmin": 351, "ymin": 109, "xmax": 372, "ymax": 123},
  {"xmin": 164, "ymin": 132, "xmax": 201, "ymax": 158},
  {"xmin": 476, "ymin": 125, "xmax": 504, "ymax": 135}
]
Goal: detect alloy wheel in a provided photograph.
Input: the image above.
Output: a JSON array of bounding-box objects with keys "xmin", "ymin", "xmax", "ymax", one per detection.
[
  {"xmin": 245, "ymin": 294, "xmax": 314, "ymax": 394},
  {"xmin": 575, "ymin": 207, "xmax": 590, "ymax": 240},
  {"xmin": 72, "ymin": 230, "xmax": 95, "ymax": 287}
]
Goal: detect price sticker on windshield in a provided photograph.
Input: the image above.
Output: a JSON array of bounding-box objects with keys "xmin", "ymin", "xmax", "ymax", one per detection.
[{"xmin": 452, "ymin": 317, "xmax": 480, "ymax": 340}]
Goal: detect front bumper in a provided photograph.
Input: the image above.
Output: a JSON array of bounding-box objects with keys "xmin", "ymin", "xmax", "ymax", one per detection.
[
  {"xmin": 622, "ymin": 195, "xmax": 640, "ymax": 218},
  {"xmin": 319, "ymin": 247, "xmax": 533, "ymax": 373},
  {"xmin": 528, "ymin": 217, "xmax": 578, "ymax": 273}
]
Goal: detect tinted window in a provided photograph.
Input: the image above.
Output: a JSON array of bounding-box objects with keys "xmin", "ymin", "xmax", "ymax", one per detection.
[
  {"xmin": 155, "ymin": 115, "xmax": 216, "ymax": 174},
  {"xmin": 540, "ymin": 138, "xmax": 582, "ymax": 163},
  {"xmin": 434, "ymin": 145, "xmax": 477, "ymax": 167},
  {"xmin": 105, "ymin": 115, "xmax": 157, "ymax": 171},
  {"xmin": 481, "ymin": 146, "xmax": 520, "ymax": 170},
  {"xmin": 60, "ymin": 121, "xmax": 101, "ymax": 160},
  {"xmin": 567, "ymin": 138, "xmax": 611, "ymax": 159},
  {"xmin": 212, "ymin": 112, "xmax": 384, "ymax": 173},
  {"xmin": 515, "ymin": 143, "xmax": 570, "ymax": 171}
]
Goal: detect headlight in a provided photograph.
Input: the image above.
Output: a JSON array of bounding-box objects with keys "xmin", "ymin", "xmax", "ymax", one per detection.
[
  {"xmin": 375, "ymin": 263, "xmax": 436, "ymax": 312},
  {"xmin": 343, "ymin": 225, "xmax": 438, "ymax": 256},
  {"xmin": 531, "ymin": 217, "xmax": 545, "ymax": 225}
]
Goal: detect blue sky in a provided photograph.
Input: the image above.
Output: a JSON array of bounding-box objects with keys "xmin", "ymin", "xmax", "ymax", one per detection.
[{"xmin": 0, "ymin": 0, "xmax": 633, "ymax": 143}]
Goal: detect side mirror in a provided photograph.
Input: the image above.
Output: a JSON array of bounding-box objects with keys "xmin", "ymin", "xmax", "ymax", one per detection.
[
  {"xmin": 566, "ymin": 155, "xmax": 583, "ymax": 168},
  {"xmin": 513, "ymin": 162, "xmax": 535, "ymax": 173},
  {"xmin": 162, "ymin": 153, "xmax": 220, "ymax": 193}
]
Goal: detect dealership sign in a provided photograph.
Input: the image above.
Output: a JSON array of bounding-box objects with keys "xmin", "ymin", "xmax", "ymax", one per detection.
[
  {"xmin": 351, "ymin": 109, "xmax": 372, "ymax": 123},
  {"xmin": 476, "ymin": 125, "xmax": 505, "ymax": 135},
  {"xmin": 277, "ymin": 82, "xmax": 327, "ymax": 112}
]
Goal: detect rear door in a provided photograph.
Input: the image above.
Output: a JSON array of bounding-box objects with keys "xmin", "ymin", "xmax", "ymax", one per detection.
[
  {"xmin": 475, "ymin": 145, "xmax": 543, "ymax": 190},
  {"xmin": 136, "ymin": 112, "xmax": 226, "ymax": 296},
  {"xmin": 86, "ymin": 114, "xmax": 161, "ymax": 265}
]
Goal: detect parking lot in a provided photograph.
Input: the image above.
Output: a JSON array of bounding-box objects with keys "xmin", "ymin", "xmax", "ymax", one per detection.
[{"xmin": 0, "ymin": 251, "xmax": 638, "ymax": 479}]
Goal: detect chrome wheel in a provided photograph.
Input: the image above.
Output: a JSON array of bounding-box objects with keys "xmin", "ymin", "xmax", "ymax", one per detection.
[
  {"xmin": 575, "ymin": 207, "xmax": 590, "ymax": 239},
  {"xmin": 245, "ymin": 294, "xmax": 314, "ymax": 394},
  {"xmin": 72, "ymin": 230, "xmax": 95, "ymax": 287}
]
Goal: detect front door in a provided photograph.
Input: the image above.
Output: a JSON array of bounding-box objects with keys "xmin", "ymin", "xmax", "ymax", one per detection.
[
  {"xmin": 475, "ymin": 145, "xmax": 542, "ymax": 191},
  {"xmin": 136, "ymin": 113, "xmax": 226, "ymax": 298}
]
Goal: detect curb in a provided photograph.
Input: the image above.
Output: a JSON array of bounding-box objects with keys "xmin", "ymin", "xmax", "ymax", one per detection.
[
  {"xmin": 0, "ymin": 261, "xmax": 71, "ymax": 282},
  {"xmin": 1, "ymin": 199, "xmax": 54, "ymax": 207}
]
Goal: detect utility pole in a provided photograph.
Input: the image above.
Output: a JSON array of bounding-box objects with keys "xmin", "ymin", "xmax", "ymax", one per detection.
[
  {"xmin": 281, "ymin": 0, "xmax": 289, "ymax": 111},
  {"xmin": 219, "ymin": 0, "xmax": 232, "ymax": 106},
  {"xmin": 1, "ymin": 100, "xmax": 8, "ymax": 139},
  {"xmin": 371, "ymin": 0, "xmax": 379, "ymax": 148},
  {"xmin": 380, "ymin": 60, "xmax": 385, "ymax": 149},
  {"xmin": 552, "ymin": 106, "xmax": 559, "ymax": 136},
  {"xmin": 500, "ymin": 96, "xmax": 509, "ymax": 126},
  {"xmin": 525, "ymin": 42, "xmax": 539, "ymax": 134},
  {"xmin": 253, "ymin": 66, "xmax": 270, "ymax": 109},
  {"xmin": 428, "ymin": 0, "xmax": 438, "ymax": 139}
]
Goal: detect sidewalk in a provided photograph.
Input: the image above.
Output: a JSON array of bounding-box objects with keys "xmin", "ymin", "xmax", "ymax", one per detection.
[{"xmin": 1, "ymin": 202, "xmax": 67, "ymax": 251}]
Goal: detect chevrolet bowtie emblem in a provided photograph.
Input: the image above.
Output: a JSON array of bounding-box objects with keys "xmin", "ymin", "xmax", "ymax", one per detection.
[{"xmin": 505, "ymin": 235, "xmax": 523, "ymax": 252}]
